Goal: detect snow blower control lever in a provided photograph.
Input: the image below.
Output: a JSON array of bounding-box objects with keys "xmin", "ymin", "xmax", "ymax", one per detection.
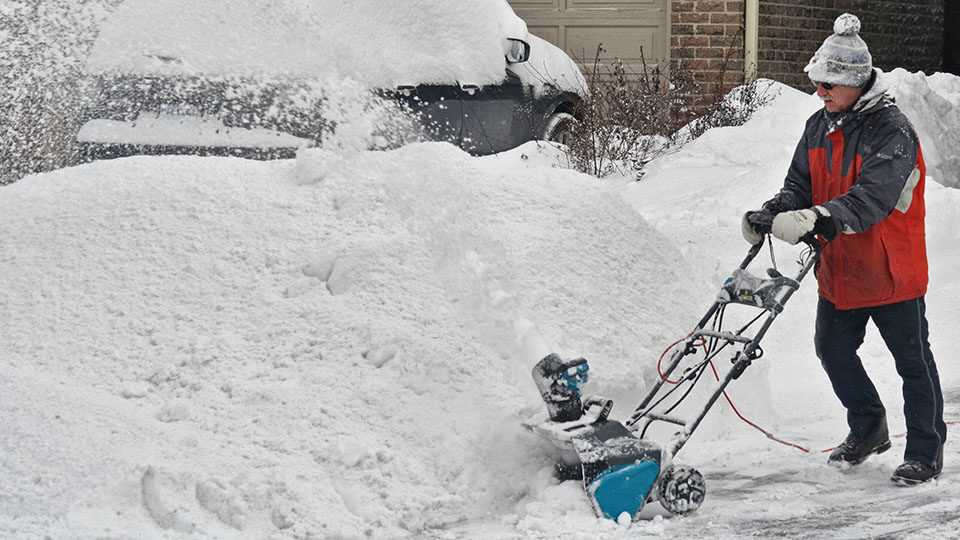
[
  {"xmin": 532, "ymin": 354, "xmax": 613, "ymax": 423},
  {"xmin": 523, "ymin": 236, "xmax": 821, "ymax": 522}
]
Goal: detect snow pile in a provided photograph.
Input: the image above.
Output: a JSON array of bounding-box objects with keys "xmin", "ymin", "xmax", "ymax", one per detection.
[
  {"xmin": 927, "ymin": 71, "xmax": 960, "ymax": 107},
  {"xmin": 0, "ymin": 142, "xmax": 702, "ymax": 538},
  {"xmin": 86, "ymin": 0, "xmax": 521, "ymax": 87},
  {"xmin": 883, "ymin": 68, "xmax": 960, "ymax": 188}
]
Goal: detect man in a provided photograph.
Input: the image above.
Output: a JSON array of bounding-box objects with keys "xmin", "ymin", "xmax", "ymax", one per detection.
[{"xmin": 741, "ymin": 13, "xmax": 946, "ymax": 485}]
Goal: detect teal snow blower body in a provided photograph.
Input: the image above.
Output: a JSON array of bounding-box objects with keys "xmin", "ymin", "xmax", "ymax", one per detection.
[
  {"xmin": 524, "ymin": 238, "xmax": 821, "ymax": 521},
  {"xmin": 525, "ymin": 354, "xmax": 698, "ymax": 520}
]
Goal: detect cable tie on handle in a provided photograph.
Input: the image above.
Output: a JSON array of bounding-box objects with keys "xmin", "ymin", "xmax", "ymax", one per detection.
[{"xmin": 657, "ymin": 331, "xmax": 703, "ymax": 384}]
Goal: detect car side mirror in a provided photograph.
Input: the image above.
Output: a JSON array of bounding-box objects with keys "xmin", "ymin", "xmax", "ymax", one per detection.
[{"xmin": 505, "ymin": 38, "xmax": 531, "ymax": 64}]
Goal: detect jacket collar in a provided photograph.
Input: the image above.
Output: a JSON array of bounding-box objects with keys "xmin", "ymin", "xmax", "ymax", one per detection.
[
  {"xmin": 823, "ymin": 69, "xmax": 892, "ymax": 132},
  {"xmin": 852, "ymin": 69, "xmax": 892, "ymax": 114}
]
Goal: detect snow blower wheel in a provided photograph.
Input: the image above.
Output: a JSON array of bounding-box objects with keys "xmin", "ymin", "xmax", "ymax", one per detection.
[{"xmin": 656, "ymin": 465, "xmax": 706, "ymax": 515}]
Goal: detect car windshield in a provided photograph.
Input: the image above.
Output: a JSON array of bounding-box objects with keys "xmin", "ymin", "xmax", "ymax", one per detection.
[{"xmin": 87, "ymin": 0, "xmax": 525, "ymax": 88}]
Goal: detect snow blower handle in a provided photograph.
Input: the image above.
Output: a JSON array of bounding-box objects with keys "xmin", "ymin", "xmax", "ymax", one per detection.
[
  {"xmin": 799, "ymin": 232, "xmax": 820, "ymax": 249},
  {"xmin": 745, "ymin": 210, "xmax": 774, "ymax": 234},
  {"xmin": 738, "ymin": 241, "xmax": 765, "ymax": 270},
  {"xmin": 739, "ymin": 230, "xmax": 821, "ymax": 271}
]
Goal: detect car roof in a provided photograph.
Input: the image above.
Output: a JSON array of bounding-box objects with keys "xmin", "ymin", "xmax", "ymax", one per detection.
[{"xmin": 87, "ymin": 0, "xmax": 525, "ymax": 88}]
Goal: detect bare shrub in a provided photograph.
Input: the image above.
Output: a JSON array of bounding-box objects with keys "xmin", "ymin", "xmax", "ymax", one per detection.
[
  {"xmin": 560, "ymin": 38, "xmax": 777, "ymax": 179},
  {"xmin": 559, "ymin": 46, "xmax": 686, "ymax": 178}
]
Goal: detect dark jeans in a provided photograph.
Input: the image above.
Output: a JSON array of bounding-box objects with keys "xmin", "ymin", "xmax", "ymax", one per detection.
[{"xmin": 815, "ymin": 296, "xmax": 946, "ymax": 465}]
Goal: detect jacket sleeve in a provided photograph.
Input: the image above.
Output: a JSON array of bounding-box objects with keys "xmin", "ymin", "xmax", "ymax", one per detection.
[
  {"xmin": 820, "ymin": 112, "xmax": 919, "ymax": 234},
  {"xmin": 763, "ymin": 127, "xmax": 812, "ymax": 213}
]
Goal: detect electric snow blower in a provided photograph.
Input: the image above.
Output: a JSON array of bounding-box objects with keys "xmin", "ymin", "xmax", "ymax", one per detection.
[{"xmin": 524, "ymin": 237, "xmax": 821, "ymax": 521}]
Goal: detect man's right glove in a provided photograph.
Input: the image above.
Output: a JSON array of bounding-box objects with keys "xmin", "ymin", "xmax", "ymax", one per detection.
[
  {"xmin": 741, "ymin": 209, "xmax": 775, "ymax": 245},
  {"xmin": 771, "ymin": 206, "xmax": 836, "ymax": 245}
]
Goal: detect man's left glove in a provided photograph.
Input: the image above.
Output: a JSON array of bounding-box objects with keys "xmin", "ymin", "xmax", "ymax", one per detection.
[
  {"xmin": 771, "ymin": 206, "xmax": 836, "ymax": 245},
  {"xmin": 741, "ymin": 210, "xmax": 774, "ymax": 245}
]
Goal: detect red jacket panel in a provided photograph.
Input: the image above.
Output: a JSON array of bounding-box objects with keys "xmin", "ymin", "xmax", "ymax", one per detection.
[{"xmin": 809, "ymin": 137, "xmax": 927, "ymax": 309}]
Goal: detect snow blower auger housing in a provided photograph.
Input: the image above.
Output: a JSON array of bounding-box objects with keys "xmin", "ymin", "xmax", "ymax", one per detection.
[{"xmin": 524, "ymin": 237, "xmax": 821, "ymax": 521}]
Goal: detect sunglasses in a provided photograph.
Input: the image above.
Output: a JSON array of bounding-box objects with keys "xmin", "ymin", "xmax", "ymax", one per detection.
[{"xmin": 812, "ymin": 80, "xmax": 835, "ymax": 90}]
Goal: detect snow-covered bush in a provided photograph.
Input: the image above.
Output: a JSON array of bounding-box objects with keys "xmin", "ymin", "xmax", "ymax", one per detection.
[{"xmin": 680, "ymin": 78, "xmax": 778, "ymax": 144}]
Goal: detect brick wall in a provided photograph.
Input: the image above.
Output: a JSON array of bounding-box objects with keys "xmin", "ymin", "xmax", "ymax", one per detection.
[
  {"xmin": 671, "ymin": 0, "xmax": 746, "ymax": 104},
  {"xmin": 758, "ymin": 1, "xmax": 944, "ymax": 90},
  {"xmin": 946, "ymin": 1, "xmax": 960, "ymax": 74},
  {"xmin": 861, "ymin": 1, "xmax": 944, "ymax": 76}
]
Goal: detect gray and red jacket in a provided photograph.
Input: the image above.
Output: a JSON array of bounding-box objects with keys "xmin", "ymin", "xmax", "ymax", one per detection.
[{"xmin": 764, "ymin": 70, "xmax": 927, "ymax": 310}]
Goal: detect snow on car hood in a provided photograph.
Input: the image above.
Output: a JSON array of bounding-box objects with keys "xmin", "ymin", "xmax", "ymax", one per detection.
[{"xmin": 86, "ymin": 0, "xmax": 524, "ymax": 88}]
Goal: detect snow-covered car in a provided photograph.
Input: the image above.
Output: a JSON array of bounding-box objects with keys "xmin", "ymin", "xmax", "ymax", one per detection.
[{"xmin": 76, "ymin": 0, "xmax": 587, "ymax": 160}]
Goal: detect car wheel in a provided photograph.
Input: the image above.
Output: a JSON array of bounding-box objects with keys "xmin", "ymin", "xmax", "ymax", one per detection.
[{"xmin": 543, "ymin": 112, "xmax": 577, "ymax": 146}]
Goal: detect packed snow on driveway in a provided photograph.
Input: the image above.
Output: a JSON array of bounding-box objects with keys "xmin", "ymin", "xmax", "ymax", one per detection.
[{"xmin": 2, "ymin": 69, "xmax": 960, "ymax": 539}]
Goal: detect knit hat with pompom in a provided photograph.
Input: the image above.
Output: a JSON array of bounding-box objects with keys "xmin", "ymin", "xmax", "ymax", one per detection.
[{"xmin": 804, "ymin": 13, "xmax": 872, "ymax": 88}]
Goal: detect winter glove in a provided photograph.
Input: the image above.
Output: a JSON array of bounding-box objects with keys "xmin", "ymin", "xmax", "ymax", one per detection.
[
  {"xmin": 741, "ymin": 209, "xmax": 775, "ymax": 245},
  {"xmin": 771, "ymin": 206, "xmax": 836, "ymax": 245}
]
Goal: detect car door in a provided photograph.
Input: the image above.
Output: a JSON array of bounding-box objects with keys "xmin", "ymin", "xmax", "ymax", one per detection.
[
  {"xmin": 459, "ymin": 71, "xmax": 533, "ymax": 155},
  {"xmin": 394, "ymin": 85, "xmax": 463, "ymax": 148}
]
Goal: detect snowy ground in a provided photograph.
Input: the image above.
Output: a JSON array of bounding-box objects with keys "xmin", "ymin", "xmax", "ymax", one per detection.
[{"xmin": 2, "ymin": 70, "xmax": 960, "ymax": 539}]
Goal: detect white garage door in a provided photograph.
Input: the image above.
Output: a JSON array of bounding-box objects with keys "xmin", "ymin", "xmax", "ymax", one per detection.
[{"xmin": 508, "ymin": 0, "xmax": 669, "ymax": 75}]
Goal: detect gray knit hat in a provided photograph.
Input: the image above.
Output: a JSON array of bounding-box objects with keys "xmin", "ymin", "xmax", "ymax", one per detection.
[{"xmin": 804, "ymin": 13, "xmax": 872, "ymax": 87}]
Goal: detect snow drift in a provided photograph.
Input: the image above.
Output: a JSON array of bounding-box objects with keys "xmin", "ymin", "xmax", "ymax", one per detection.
[{"xmin": 0, "ymin": 141, "xmax": 704, "ymax": 538}]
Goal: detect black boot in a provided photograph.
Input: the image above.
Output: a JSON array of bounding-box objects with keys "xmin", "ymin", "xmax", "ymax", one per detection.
[
  {"xmin": 891, "ymin": 445, "xmax": 944, "ymax": 486},
  {"xmin": 828, "ymin": 418, "xmax": 891, "ymax": 466}
]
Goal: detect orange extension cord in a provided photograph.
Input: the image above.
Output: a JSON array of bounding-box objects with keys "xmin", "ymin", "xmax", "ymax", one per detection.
[{"xmin": 655, "ymin": 334, "xmax": 959, "ymax": 454}]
